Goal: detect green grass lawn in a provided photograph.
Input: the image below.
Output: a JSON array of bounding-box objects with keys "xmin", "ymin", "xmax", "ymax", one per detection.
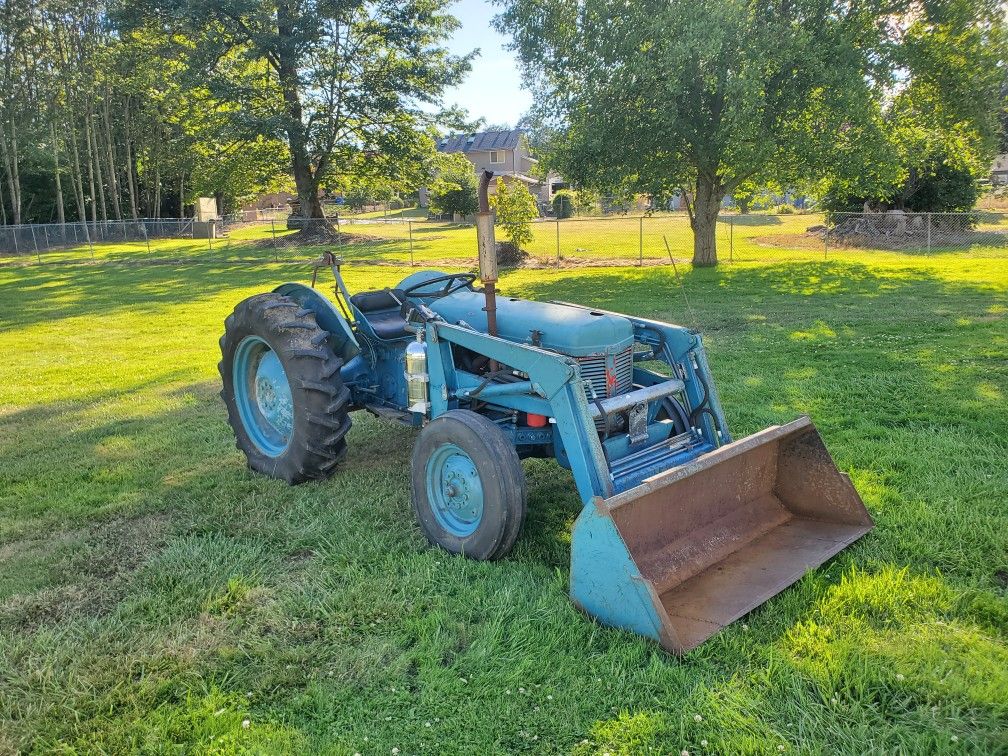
[{"xmin": 0, "ymin": 249, "xmax": 1006, "ymax": 753}]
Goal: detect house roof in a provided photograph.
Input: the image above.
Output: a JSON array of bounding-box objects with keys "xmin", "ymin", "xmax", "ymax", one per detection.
[{"xmin": 437, "ymin": 129, "xmax": 523, "ymax": 153}]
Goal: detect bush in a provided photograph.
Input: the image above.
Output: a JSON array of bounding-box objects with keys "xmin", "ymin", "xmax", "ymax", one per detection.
[
  {"xmin": 495, "ymin": 241, "xmax": 527, "ymax": 266},
  {"xmin": 430, "ymin": 153, "xmax": 479, "ymax": 218},
  {"xmin": 491, "ymin": 178, "xmax": 539, "ymax": 250},
  {"xmin": 345, "ymin": 186, "xmax": 372, "ymax": 213},
  {"xmin": 573, "ymin": 189, "xmax": 600, "ymax": 216},
  {"xmin": 821, "ymin": 150, "xmax": 981, "ymax": 214},
  {"xmin": 774, "ymin": 204, "xmax": 795, "ymax": 214},
  {"xmin": 552, "ymin": 191, "xmax": 574, "ymax": 219}
]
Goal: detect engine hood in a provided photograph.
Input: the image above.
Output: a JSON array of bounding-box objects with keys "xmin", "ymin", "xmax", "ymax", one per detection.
[{"xmin": 421, "ymin": 288, "xmax": 634, "ymax": 357}]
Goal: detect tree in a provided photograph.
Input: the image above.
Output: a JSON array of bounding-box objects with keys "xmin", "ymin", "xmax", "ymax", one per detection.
[
  {"xmin": 494, "ymin": 0, "xmax": 1000, "ymax": 266},
  {"xmin": 123, "ymin": 0, "xmax": 472, "ymax": 222},
  {"xmin": 491, "ymin": 177, "xmax": 538, "ymax": 248},
  {"xmin": 819, "ymin": 0, "xmax": 1006, "ymax": 212},
  {"xmin": 429, "ymin": 152, "xmax": 479, "ymax": 218}
]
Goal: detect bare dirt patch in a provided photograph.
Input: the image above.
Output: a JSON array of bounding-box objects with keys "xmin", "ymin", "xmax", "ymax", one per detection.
[{"xmin": 0, "ymin": 512, "xmax": 171, "ymax": 630}]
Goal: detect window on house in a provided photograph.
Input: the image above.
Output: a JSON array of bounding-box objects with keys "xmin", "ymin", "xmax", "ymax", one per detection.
[{"xmin": 489, "ymin": 150, "xmax": 504, "ymax": 164}]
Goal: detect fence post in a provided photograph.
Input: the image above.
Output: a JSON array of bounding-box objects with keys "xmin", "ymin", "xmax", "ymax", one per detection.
[
  {"xmin": 555, "ymin": 219, "xmax": 560, "ymax": 264},
  {"xmin": 408, "ymin": 220, "xmax": 415, "ymax": 266},
  {"xmin": 11, "ymin": 227, "xmax": 18, "ymax": 256},
  {"xmin": 271, "ymin": 219, "xmax": 278, "ymax": 262},
  {"xmin": 926, "ymin": 212, "xmax": 931, "ymax": 253},
  {"xmin": 638, "ymin": 215, "xmax": 643, "ymax": 266},
  {"xmin": 824, "ymin": 220, "xmax": 829, "ymax": 260},
  {"xmin": 43, "ymin": 225, "xmax": 49, "ymax": 259},
  {"xmin": 145, "ymin": 224, "xmax": 151, "ymax": 255},
  {"xmin": 31, "ymin": 225, "xmax": 40, "ymax": 263}
]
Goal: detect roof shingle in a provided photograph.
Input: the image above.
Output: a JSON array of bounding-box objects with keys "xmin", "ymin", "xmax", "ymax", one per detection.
[{"xmin": 436, "ymin": 129, "xmax": 522, "ymax": 153}]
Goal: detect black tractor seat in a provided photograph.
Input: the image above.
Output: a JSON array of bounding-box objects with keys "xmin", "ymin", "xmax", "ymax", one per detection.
[{"xmin": 350, "ymin": 289, "xmax": 411, "ymax": 340}]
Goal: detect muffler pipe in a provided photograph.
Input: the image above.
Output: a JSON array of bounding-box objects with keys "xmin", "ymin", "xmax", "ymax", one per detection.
[{"xmin": 476, "ymin": 170, "xmax": 498, "ymax": 339}]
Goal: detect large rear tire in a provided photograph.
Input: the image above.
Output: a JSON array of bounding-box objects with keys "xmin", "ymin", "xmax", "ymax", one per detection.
[
  {"xmin": 219, "ymin": 292, "xmax": 352, "ymax": 484},
  {"xmin": 411, "ymin": 410, "xmax": 527, "ymax": 560}
]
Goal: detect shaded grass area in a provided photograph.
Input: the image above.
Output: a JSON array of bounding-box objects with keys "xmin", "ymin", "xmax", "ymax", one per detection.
[{"xmin": 0, "ymin": 257, "xmax": 1006, "ymax": 753}]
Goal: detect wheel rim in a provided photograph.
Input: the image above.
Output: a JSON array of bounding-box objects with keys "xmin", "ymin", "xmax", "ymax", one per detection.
[
  {"xmin": 425, "ymin": 443, "xmax": 484, "ymax": 537},
  {"xmin": 232, "ymin": 335, "xmax": 294, "ymax": 457}
]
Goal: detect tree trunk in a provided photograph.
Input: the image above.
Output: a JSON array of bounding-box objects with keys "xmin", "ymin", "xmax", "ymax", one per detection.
[
  {"xmin": 0, "ymin": 119, "xmax": 21, "ymax": 225},
  {"xmin": 67, "ymin": 116, "xmax": 90, "ymax": 242},
  {"xmin": 153, "ymin": 164, "xmax": 160, "ymax": 219},
  {"xmin": 84, "ymin": 115, "xmax": 97, "ymax": 232},
  {"xmin": 276, "ymin": 3, "xmax": 325, "ymax": 221},
  {"xmin": 688, "ymin": 175, "xmax": 723, "ymax": 267},
  {"xmin": 101, "ymin": 98, "xmax": 122, "ymax": 220},
  {"xmin": 123, "ymin": 118, "xmax": 139, "ymax": 218},
  {"xmin": 51, "ymin": 121, "xmax": 65, "ymax": 228},
  {"xmin": 87, "ymin": 113, "xmax": 107, "ymax": 225}
]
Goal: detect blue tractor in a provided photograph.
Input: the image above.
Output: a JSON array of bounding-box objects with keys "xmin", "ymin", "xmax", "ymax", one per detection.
[{"xmin": 219, "ymin": 180, "xmax": 872, "ymax": 653}]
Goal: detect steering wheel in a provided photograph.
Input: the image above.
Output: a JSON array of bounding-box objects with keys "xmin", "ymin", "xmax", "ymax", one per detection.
[{"xmin": 402, "ymin": 273, "xmax": 477, "ymax": 299}]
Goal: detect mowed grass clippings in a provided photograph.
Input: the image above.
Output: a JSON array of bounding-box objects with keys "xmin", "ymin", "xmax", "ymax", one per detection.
[{"xmin": 0, "ymin": 250, "xmax": 1005, "ymax": 754}]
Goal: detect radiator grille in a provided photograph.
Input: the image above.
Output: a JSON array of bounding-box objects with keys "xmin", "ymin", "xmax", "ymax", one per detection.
[
  {"xmin": 576, "ymin": 346, "xmax": 634, "ymax": 399},
  {"xmin": 614, "ymin": 346, "xmax": 634, "ymax": 393}
]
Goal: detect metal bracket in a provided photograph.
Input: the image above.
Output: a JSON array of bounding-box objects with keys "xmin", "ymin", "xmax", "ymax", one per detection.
[{"xmin": 628, "ymin": 402, "xmax": 648, "ymax": 446}]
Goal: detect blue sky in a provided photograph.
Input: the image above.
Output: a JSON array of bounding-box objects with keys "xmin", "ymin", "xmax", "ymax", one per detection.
[{"xmin": 441, "ymin": 0, "xmax": 533, "ymax": 128}]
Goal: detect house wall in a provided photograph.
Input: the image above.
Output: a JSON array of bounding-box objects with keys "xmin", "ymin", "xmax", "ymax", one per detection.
[{"xmin": 465, "ymin": 149, "xmax": 518, "ymax": 175}]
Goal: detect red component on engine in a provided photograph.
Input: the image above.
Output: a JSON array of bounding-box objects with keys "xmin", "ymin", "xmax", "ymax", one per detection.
[{"xmin": 526, "ymin": 412, "xmax": 548, "ymax": 428}]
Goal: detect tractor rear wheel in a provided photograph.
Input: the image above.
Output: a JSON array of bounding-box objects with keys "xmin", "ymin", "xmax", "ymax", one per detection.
[
  {"xmin": 411, "ymin": 410, "xmax": 527, "ymax": 560},
  {"xmin": 219, "ymin": 292, "xmax": 352, "ymax": 484}
]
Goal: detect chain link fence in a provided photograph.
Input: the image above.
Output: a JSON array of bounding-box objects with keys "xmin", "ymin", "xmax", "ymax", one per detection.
[
  {"xmin": 2, "ymin": 210, "xmax": 1006, "ymax": 267},
  {"xmin": 822, "ymin": 211, "xmax": 1008, "ymax": 257}
]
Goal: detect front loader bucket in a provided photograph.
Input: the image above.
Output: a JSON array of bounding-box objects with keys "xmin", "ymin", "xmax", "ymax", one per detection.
[{"xmin": 570, "ymin": 416, "xmax": 873, "ymax": 653}]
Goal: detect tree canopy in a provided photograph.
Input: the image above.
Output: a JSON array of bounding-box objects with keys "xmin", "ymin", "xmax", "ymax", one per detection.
[
  {"xmin": 121, "ymin": 0, "xmax": 472, "ymax": 220},
  {"xmin": 495, "ymin": 0, "xmax": 1007, "ymax": 265},
  {"xmin": 491, "ymin": 177, "xmax": 538, "ymax": 249}
]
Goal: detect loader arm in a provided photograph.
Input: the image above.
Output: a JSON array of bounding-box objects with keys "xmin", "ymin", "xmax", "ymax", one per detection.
[{"xmin": 426, "ymin": 320, "xmax": 617, "ymax": 502}]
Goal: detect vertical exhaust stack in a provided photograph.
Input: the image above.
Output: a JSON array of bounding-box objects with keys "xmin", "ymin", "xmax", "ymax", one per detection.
[{"xmin": 475, "ymin": 170, "xmax": 498, "ymax": 338}]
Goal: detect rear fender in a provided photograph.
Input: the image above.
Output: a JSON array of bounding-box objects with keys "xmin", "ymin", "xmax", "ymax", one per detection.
[{"xmin": 273, "ymin": 282, "xmax": 359, "ymax": 363}]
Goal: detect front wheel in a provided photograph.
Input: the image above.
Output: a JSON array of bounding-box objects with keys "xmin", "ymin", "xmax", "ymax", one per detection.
[{"xmin": 411, "ymin": 410, "xmax": 527, "ymax": 560}]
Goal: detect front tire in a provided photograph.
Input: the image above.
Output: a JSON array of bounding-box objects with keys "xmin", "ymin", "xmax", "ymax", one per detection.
[
  {"xmin": 411, "ymin": 410, "xmax": 527, "ymax": 560},
  {"xmin": 219, "ymin": 292, "xmax": 352, "ymax": 484}
]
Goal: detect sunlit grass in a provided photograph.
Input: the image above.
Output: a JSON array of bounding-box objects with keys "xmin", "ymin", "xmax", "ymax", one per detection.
[
  {"xmin": 9, "ymin": 210, "xmax": 1007, "ymax": 268},
  {"xmin": 0, "ymin": 253, "xmax": 1005, "ymax": 752}
]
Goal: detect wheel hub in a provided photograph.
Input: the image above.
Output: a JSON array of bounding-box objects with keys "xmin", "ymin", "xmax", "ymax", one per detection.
[
  {"xmin": 232, "ymin": 336, "xmax": 294, "ymax": 457},
  {"xmin": 426, "ymin": 444, "xmax": 484, "ymax": 537}
]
